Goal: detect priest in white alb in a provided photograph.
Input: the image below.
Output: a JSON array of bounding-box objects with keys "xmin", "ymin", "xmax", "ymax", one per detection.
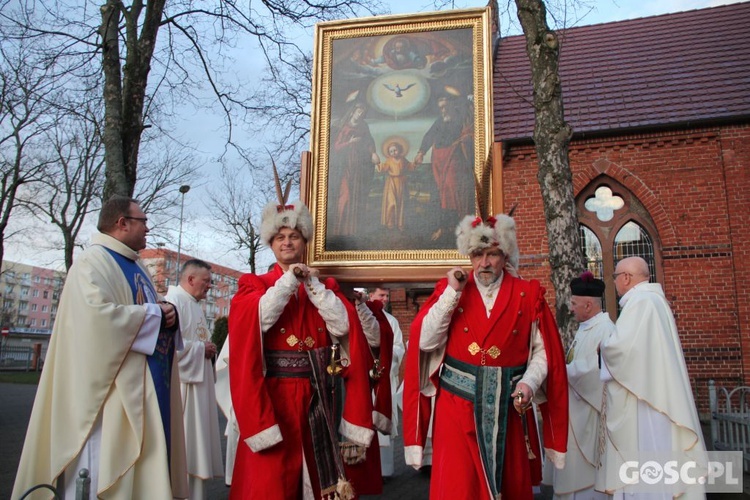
[
  {"xmin": 12, "ymin": 196, "xmax": 188, "ymax": 500},
  {"xmin": 167, "ymin": 259, "xmax": 224, "ymax": 499},
  {"xmin": 597, "ymin": 256, "xmax": 707, "ymax": 499},
  {"xmin": 552, "ymin": 271, "xmax": 613, "ymax": 499}
]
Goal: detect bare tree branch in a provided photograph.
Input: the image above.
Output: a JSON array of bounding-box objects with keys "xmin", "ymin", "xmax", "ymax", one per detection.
[
  {"xmin": 514, "ymin": 0, "xmax": 584, "ymax": 343},
  {"xmin": 0, "ymin": 41, "xmax": 60, "ymax": 266},
  {"xmin": 21, "ymin": 102, "xmax": 105, "ymax": 270},
  {"xmin": 206, "ymin": 162, "xmax": 272, "ymax": 274}
]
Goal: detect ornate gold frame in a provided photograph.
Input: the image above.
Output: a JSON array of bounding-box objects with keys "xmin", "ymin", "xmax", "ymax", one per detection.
[{"xmin": 306, "ymin": 8, "xmax": 494, "ymax": 282}]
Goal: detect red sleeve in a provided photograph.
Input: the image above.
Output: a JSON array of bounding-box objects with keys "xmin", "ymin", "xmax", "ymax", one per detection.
[
  {"xmin": 228, "ymin": 273, "xmax": 278, "ymax": 441},
  {"xmin": 328, "ymin": 280, "xmax": 375, "ymax": 444},
  {"xmin": 532, "ymin": 282, "xmax": 569, "ymax": 456},
  {"xmin": 368, "ymin": 300, "xmax": 394, "ymax": 430},
  {"xmin": 401, "ymin": 281, "xmax": 445, "ymax": 450}
]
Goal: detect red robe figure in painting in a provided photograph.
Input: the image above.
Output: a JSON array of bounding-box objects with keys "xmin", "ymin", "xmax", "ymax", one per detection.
[
  {"xmin": 403, "ymin": 214, "xmax": 568, "ymax": 500},
  {"xmin": 413, "ymin": 95, "xmax": 474, "ymax": 241},
  {"xmin": 330, "ymin": 101, "xmax": 380, "ymax": 238},
  {"xmin": 229, "ymin": 200, "xmax": 374, "ymax": 500}
]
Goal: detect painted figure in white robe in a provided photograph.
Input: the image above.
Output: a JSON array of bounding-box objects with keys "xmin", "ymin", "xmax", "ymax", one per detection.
[
  {"xmin": 368, "ymin": 287, "xmax": 406, "ymax": 477},
  {"xmin": 552, "ymin": 272, "xmax": 613, "ymax": 500},
  {"xmin": 597, "ymin": 256, "xmax": 707, "ymax": 499},
  {"xmin": 167, "ymin": 259, "xmax": 224, "ymax": 499},
  {"xmin": 12, "ymin": 196, "xmax": 188, "ymax": 500}
]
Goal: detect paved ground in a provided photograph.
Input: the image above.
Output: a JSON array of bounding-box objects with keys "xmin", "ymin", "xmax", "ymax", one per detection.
[
  {"xmin": 2, "ymin": 381, "xmax": 748, "ymax": 499},
  {"xmin": 1, "ymin": 382, "xmax": 433, "ymax": 500}
]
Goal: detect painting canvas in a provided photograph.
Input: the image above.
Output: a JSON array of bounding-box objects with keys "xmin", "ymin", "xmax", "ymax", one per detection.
[{"xmin": 307, "ymin": 8, "xmax": 494, "ymax": 280}]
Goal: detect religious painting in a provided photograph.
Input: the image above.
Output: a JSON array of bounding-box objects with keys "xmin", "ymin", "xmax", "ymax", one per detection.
[{"xmin": 306, "ymin": 8, "xmax": 494, "ymax": 281}]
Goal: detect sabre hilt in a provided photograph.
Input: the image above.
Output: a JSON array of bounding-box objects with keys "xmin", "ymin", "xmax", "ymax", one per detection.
[
  {"xmin": 369, "ymin": 359, "xmax": 384, "ymax": 381},
  {"xmin": 327, "ymin": 344, "xmax": 344, "ymax": 376}
]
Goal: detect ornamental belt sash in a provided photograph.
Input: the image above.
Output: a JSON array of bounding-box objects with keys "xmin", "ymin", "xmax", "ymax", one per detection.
[
  {"xmin": 265, "ymin": 349, "xmax": 312, "ymax": 378},
  {"xmin": 265, "ymin": 347, "xmax": 348, "ymax": 498},
  {"xmin": 440, "ymin": 355, "xmax": 526, "ymax": 499}
]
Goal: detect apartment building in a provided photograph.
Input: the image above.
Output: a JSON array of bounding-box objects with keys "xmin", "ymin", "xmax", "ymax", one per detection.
[
  {"xmin": 0, "ymin": 261, "xmax": 64, "ymax": 331},
  {"xmin": 140, "ymin": 247, "xmax": 243, "ymax": 332},
  {"xmin": 0, "ymin": 261, "xmax": 65, "ymax": 359}
]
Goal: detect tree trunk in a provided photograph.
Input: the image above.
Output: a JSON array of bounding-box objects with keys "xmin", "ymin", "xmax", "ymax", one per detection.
[
  {"xmin": 64, "ymin": 232, "xmax": 75, "ymax": 271},
  {"xmin": 100, "ymin": 0, "xmax": 127, "ymax": 200},
  {"xmin": 100, "ymin": 0, "xmax": 167, "ymax": 200},
  {"xmin": 248, "ymin": 225, "xmax": 257, "ymax": 275},
  {"xmin": 515, "ymin": 0, "xmax": 584, "ymax": 345}
]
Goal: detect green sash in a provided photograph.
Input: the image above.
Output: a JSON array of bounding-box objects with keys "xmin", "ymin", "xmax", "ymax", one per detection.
[{"xmin": 440, "ymin": 355, "xmax": 525, "ymax": 498}]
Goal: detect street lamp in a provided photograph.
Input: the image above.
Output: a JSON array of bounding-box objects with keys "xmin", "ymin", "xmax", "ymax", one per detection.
[{"xmin": 176, "ymin": 184, "xmax": 190, "ymax": 282}]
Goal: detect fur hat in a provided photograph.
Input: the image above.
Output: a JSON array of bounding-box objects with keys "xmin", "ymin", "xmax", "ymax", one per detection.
[
  {"xmin": 260, "ymin": 200, "xmax": 314, "ymax": 245},
  {"xmin": 455, "ymin": 214, "xmax": 519, "ymax": 269}
]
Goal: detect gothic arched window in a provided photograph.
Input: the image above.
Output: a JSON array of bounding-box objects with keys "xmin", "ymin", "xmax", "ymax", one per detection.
[{"xmin": 576, "ymin": 176, "xmax": 662, "ymax": 319}]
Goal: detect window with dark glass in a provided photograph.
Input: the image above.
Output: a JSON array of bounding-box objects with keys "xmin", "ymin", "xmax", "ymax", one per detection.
[{"xmin": 576, "ymin": 175, "xmax": 661, "ymax": 320}]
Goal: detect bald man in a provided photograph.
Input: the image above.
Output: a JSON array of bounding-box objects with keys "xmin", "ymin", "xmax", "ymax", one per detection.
[{"xmin": 597, "ymin": 257, "xmax": 707, "ymax": 499}]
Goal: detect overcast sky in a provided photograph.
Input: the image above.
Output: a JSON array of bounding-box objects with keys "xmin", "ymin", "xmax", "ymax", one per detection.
[{"xmin": 4, "ymin": 0, "xmax": 743, "ymax": 273}]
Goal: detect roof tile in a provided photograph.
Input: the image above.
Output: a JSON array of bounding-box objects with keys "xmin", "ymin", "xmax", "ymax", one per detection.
[{"xmin": 494, "ymin": 2, "xmax": 750, "ymax": 141}]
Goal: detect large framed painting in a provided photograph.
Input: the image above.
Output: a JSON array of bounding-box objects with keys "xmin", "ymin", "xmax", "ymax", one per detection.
[{"xmin": 306, "ymin": 7, "xmax": 495, "ymax": 282}]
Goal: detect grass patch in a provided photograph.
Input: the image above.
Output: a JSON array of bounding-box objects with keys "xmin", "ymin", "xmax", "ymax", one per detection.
[{"xmin": 0, "ymin": 371, "xmax": 41, "ymax": 384}]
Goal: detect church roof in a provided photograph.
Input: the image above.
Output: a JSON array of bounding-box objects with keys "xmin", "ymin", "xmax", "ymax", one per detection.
[{"xmin": 493, "ymin": 2, "xmax": 750, "ymax": 142}]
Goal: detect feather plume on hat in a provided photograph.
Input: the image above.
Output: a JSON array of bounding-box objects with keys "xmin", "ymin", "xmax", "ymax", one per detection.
[
  {"xmin": 455, "ymin": 154, "xmax": 519, "ymax": 269},
  {"xmin": 259, "ymin": 158, "xmax": 314, "ymax": 245}
]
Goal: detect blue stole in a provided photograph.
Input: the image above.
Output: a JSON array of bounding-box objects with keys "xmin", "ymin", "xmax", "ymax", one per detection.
[{"xmin": 104, "ymin": 247, "xmax": 174, "ymax": 464}]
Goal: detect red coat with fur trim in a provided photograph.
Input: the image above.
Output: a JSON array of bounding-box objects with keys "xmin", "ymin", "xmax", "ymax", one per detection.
[
  {"xmin": 403, "ymin": 272, "xmax": 568, "ymax": 499},
  {"xmin": 228, "ymin": 264, "xmax": 374, "ymax": 499}
]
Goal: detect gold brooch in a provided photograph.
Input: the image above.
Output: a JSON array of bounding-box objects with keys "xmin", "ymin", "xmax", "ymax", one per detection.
[
  {"xmin": 468, "ymin": 342, "xmax": 481, "ymax": 356},
  {"xmin": 467, "ymin": 342, "xmax": 501, "ymax": 365},
  {"xmin": 286, "ymin": 334, "xmax": 315, "ymax": 352}
]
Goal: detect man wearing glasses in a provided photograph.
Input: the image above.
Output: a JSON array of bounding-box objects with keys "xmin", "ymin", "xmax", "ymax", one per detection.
[
  {"xmin": 13, "ymin": 195, "xmax": 188, "ymax": 500},
  {"xmin": 597, "ymin": 256, "xmax": 707, "ymax": 499}
]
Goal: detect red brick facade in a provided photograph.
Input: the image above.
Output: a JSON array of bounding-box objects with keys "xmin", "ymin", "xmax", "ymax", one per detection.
[
  {"xmin": 312, "ymin": 4, "xmax": 750, "ymax": 417},
  {"xmin": 501, "ymin": 125, "xmax": 750, "ymax": 413},
  {"xmin": 386, "ymin": 124, "xmax": 749, "ymax": 414}
]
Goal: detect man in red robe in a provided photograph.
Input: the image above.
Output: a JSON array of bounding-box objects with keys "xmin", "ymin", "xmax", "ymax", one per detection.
[
  {"xmin": 228, "ymin": 200, "xmax": 374, "ymax": 499},
  {"xmin": 403, "ymin": 213, "xmax": 568, "ymax": 499},
  {"xmin": 343, "ymin": 295, "xmax": 395, "ymax": 495}
]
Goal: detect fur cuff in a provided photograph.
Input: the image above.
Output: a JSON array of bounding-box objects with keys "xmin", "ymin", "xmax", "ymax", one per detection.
[
  {"xmin": 404, "ymin": 445, "xmax": 424, "ymax": 469},
  {"xmin": 339, "ymin": 419, "xmax": 375, "ymax": 447},
  {"xmin": 545, "ymin": 448, "xmax": 566, "ymax": 469},
  {"xmin": 246, "ymin": 424, "xmax": 283, "ymax": 452},
  {"xmin": 372, "ymin": 411, "xmax": 392, "ymax": 435}
]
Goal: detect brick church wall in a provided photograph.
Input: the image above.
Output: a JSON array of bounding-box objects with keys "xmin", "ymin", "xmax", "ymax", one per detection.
[
  {"xmin": 497, "ymin": 124, "xmax": 750, "ymax": 414},
  {"xmin": 387, "ymin": 123, "xmax": 749, "ymax": 415}
]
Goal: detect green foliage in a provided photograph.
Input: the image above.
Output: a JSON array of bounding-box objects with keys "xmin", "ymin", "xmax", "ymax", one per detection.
[
  {"xmin": 212, "ymin": 316, "xmax": 229, "ymax": 353},
  {"xmin": 0, "ymin": 371, "xmax": 41, "ymax": 384}
]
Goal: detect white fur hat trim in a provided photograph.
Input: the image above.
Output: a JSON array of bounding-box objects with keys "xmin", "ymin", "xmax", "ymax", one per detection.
[
  {"xmin": 260, "ymin": 200, "xmax": 314, "ymax": 245},
  {"xmin": 455, "ymin": 214, "xmax": 519, "ymax": 269}
]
